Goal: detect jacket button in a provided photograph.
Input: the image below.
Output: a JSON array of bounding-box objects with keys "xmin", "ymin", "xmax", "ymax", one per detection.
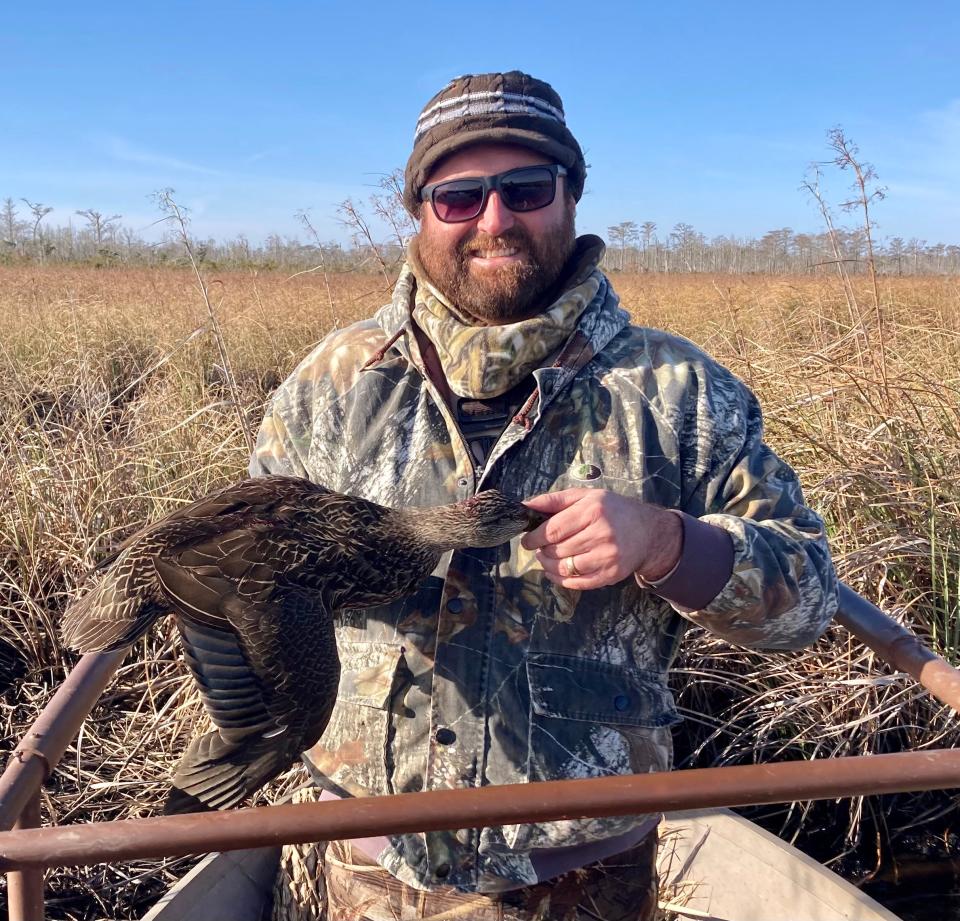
[
  {"xmin": 435, "ymin": 727, "xmax": 457, "ymax": 745},
  {"xmin": 614, "ymin": 694, "xmax": 631, "ymax": 711},
  {"xmin": 435, "ymin": 862, "xmax": 451, "ymax": 879},
  {"xmin": 446, "ymin": 597, "xmax": 464, "ymax": 614}
]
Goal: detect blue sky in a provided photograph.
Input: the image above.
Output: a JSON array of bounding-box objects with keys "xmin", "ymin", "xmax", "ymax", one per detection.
[{"xmin": 4, "ymin": 1, "xmax": 958, "ymax": 245}]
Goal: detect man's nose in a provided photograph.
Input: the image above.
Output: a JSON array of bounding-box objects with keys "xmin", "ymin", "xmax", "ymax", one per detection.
[{"xmin": 476, "ymin": 190, "xmax": 514, "ymax": 236}]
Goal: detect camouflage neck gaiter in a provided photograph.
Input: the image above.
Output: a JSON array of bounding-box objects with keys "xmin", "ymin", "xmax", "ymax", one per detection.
[{"xmin": 411, "ymin": 272, "xmax": 601, "ymax": 399}]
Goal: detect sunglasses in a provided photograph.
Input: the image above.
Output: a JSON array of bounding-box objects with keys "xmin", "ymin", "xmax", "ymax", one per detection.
[{"xmin": 421, "ymin": 164, "xmax": 567, "ymax": 223}]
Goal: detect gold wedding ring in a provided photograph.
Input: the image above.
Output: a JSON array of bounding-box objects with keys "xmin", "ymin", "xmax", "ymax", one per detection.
[{"xmin": 565, "ymin": 555, "xmax": 581, "ymax": 577}]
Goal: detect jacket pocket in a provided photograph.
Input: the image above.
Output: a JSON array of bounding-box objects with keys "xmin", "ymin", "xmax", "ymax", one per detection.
[
  {"xmin": 303, "ymin": 640, "xmax": 406, "ymax": 797},
  {"xmin": 505, "ymin": 652, "xmax": 680, "ymax": 850},
  {"xmin": 527, "ymin": 652, "xmax": 680, "ymax": 728}
]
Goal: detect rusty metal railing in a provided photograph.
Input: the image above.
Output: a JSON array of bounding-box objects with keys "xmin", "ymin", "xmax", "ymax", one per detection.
[
  {"xmin": 6, "ymin": 795, "xmax": 42, "ymax": 921},
  {"xmin": 0, "ymin": 650, "xmax": 127, "ymax": 832},
  {"xmin": 0, "ymin": 649, "xmax": 126, "ymax": 921},
  {"xmin": 1, "ymin": 750, "xmax": 960, "ymax": 872},
  {"xmin": 835, "ymin": 584, "xmax": 960, "ymax": 709},
  {"xmin": 1, "ymin": 584, "xmax": 958, "ymax": 919}
]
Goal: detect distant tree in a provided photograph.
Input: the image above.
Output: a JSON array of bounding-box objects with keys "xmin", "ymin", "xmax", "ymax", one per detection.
[
  {"xmin": 639, "ymin": 221, "xmax": 656, "ymax": 249},
  {"xmin": 771, "ymin": 228, "xmax": 795, "ymax": 272},
  {"xmin": 76, "ymin": 209, "xmax": 122, "ymax": 246},
  {"xmin": 843, "ymin": 228, "xmax": 867, "ymax": 265},
  {"xmin": 929, "ymin": 242, "xmax": 947, "ymax": 274},
  {"xmin": 914, "ymin": 240, "xmax": 926, "ymax": 273},
  {"xmin": 21, "ymin": 199, "xmax": 53, "ymax": 263},
  {"xmin": 947, "ymin": 245, "xmax": 960, "ymax": 273},
  {"xmin": 639, "ymin": 221, "xmax": 657, "ymax": 271},
  {"xmin": 670, "ymin": 223, "xmax": 701, "ymax": 271},
  {"xmin": 606, "ymin": 220, "xmax": 638, "ymax": 270},
  {"xmin": 887, "ymin": 237, "xmax": 905, "ymax": 276},
  {"xmin": 793, "ymin": 233, "xmax": 816, "ymax": 272},
  {"xmin": 264, "ymin": 233, "xmax": 286, "ymax": 267},
  {"xmin": 2, "ymin": 198, "xmax": 21, "ymax": 247}
]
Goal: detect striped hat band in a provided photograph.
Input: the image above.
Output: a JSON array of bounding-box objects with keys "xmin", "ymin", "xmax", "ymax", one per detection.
[{"xmin": 415, "ymin": 90, "xmax": 566, "ymax": 142}]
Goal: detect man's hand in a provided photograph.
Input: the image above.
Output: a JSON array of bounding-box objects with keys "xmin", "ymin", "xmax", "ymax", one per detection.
[{"xmin": 521, "ymin": 489, "xmax": 683, "ymax": 590}]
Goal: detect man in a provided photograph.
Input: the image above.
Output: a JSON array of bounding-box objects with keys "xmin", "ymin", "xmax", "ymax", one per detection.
[{"xmin": 252, "ymin": 71, "xmax": 837, "ymax": 921}]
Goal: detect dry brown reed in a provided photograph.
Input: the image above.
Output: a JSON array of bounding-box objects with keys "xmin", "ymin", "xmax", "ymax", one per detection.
[{"xmin": 0, "ymin": 265, "xmax": 958, "ymax": 915}]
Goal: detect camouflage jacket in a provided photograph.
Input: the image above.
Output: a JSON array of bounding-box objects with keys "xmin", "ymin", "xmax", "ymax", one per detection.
[{"xmin": 249, "ymin": 260, "xmax": 838, "ymax": 893}]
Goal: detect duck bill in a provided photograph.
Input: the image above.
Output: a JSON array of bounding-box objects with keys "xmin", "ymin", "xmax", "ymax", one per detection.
[{"xmin": 524, "ymin": 509, "xmax": 549, "ymax": 532}]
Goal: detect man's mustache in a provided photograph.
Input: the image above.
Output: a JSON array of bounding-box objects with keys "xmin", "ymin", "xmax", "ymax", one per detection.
[{"xmin": 460, "ymin": 230, "xmax": 532, "ymax": 258}]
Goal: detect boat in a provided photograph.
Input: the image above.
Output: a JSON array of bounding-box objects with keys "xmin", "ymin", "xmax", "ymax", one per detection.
[
  {"xmin": 656, "ymin": 809, "xmax": 901, "ymax": 921},
  {"xmin": 141, "ymin": 808, "xmax": 902, "ymax": 921}
]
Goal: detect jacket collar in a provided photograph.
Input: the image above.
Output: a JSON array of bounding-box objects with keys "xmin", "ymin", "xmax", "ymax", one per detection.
[{"xmin": 374, "ymin": 234, "xmax": 627, "ymax": 380}]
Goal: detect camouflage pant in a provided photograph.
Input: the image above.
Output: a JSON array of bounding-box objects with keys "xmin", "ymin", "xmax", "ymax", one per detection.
[{"xmin": 273, "ymin": 834, "xmax": 658, "ymax": 921}]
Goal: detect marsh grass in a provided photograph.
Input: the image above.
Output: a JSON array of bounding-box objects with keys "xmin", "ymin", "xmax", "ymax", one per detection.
[{"xmin": 0, "ymin": 265, "xmax": 958, "ymax": 916}]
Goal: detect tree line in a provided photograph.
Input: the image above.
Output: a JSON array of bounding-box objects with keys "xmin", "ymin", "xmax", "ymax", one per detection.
[
  {"xmin": 1, "ymin": 196, "xmax": 374, "ymax": 272},
  {"xmin": 604, "ymin": 221, "xmax": 960, "ymax": 276},
  {"xmin": 3, "ymin": 196, "xmax": 957, "ymax": 278}
]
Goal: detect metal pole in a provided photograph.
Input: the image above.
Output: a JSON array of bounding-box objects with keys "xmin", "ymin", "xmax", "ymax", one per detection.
[
  {"xmin": 0, "ymin": 650, "xmax": 126, "ymax": 831},
  {"xmin": 836, "ymin": 583, "xmax": 960, "ymax": 711},
  {"xmin": 1, "ymin": 748, "xmax": 959, "ymax": 871},
  {"xmin": 6, "ymin": 793, "xmax": 44, "ymax": 921}
]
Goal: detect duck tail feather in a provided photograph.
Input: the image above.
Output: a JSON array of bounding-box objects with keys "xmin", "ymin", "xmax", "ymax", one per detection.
[
  {"xmin": 163, "ymin": 729, "xmax": 290, "ymax": 814},
  {"xmin": 61, "ymin": 587, "xmax": 167, "ymax": 653}
]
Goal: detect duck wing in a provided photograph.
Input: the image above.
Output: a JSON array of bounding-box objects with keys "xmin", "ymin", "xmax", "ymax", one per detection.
[
  {"xmin": 86, "ymin": 476, "xmax": 318, "ymax": 570},
  {"xmin": 153, "ymin": 533, "xmax": 340, "ymax": 813},
  {"xmin": 63, "ymin": 476, "xmax": 331, "ymax": 653}
]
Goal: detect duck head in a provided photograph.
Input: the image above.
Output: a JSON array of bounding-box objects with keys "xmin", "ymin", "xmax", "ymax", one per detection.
[{"xmin": 411, "ymin": 490, "xmax": 547, "ymax": 550}]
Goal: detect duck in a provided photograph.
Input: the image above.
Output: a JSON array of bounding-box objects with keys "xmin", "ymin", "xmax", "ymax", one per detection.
[{"xmin": 62, "ymin": 475, "xmax": 544, "ymax": 814}]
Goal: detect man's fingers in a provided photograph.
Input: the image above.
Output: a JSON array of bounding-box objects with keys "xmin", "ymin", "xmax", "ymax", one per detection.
[
  {"xmin": 534, "ymin": 538, "xmax": 593, "ymax": 561},
  {"xmin": 523, "ymin": 488, "xmax": 590, "ymax": 514},
  {"xmin": 539, "ymin": 558, "xmax": 612, "ymax": 590},
  {"xmin": 521, "ymin": 510, "xmax": 586, "ymax": 550},
  {"xmin": 535, "ymin": 548, "xmax": 599, "ymax": 579},
  {"xmin": 521, "ymin": 492, "xmax": 598, "ymax": 550}
]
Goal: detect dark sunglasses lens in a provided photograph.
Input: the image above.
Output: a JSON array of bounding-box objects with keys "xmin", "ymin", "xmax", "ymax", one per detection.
[
  {"xmin": 432, "ymin": 180, "xmax": 485, "ymax": 222},
  {"xmin": 500, "ymin": 168, "xmax": 556, "ymax": 212}
]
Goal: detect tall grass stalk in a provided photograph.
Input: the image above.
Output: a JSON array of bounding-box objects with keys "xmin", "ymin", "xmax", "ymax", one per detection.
[{"xmin": 157, "ymin": 190, "xmax": 254, "ymax": 454}]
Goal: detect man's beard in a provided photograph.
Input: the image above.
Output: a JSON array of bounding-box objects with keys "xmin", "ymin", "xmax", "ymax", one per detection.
[{"xmin": 414, "ymin": 206, "xmax": 576, "ymax": 324}]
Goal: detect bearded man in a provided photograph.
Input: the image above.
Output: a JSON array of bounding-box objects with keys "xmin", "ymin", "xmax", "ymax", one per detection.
[{"xmin": 252, "ymin": 71, "xmax": 837, "ymax": 921}]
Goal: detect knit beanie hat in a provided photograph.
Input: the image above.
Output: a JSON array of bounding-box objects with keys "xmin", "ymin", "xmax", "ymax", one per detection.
[{"xmin": 403, "ymin": 71, "xmax": 586, "ymax": 217}]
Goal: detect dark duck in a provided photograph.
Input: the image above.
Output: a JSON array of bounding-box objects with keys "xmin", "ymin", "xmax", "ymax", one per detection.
[{"xmin": 62, "ymin": 475, "xmax": 543, "ymax": 814}]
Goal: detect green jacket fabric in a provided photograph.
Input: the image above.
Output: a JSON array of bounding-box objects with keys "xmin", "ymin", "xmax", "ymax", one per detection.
[{"xmin": 249, "ymin": 260, "xmax": 838, "ymax": 893}]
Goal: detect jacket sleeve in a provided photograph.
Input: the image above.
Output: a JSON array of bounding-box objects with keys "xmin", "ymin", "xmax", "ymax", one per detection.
[{"xmin": 665, "ymin": 355, "xmax": 838, "ymax": 650}]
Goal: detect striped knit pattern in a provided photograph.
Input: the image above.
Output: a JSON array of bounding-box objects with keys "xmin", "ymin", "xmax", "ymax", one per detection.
[{"xmin": 415, "ymin": 89, "xmax": 566, "ymax": 141}]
